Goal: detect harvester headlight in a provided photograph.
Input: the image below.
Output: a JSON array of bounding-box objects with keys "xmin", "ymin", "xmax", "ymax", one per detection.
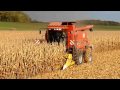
[{"xmin": 58, "ymin": 28, "xmax": 62, "ymax": 30}]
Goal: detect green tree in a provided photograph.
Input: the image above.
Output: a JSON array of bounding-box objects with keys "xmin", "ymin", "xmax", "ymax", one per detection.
[{"xmin": 0, "ymin": 11, "xmax": 31, "ymax": 23}]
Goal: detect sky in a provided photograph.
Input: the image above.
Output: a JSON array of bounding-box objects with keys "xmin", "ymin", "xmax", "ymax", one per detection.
[{"xmin": 24, "ymin": 11, "xmax": 120, "ymax": 22}]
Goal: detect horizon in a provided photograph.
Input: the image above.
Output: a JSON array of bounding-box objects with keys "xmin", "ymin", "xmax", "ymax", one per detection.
[{"xmin": 24, "ymin": 11, "xmax": 120, "ymax": 23}]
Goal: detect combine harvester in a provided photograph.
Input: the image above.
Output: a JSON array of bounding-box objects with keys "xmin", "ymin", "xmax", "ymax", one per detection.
[{"xmin": 44, "ymin": 22, "xmax": 94, "ymax": 70}]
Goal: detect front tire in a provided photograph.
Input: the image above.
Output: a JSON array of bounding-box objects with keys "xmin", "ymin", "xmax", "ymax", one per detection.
[{"xmin": 72, "ymin": 46, "xmax": 83, "ymax": 65}]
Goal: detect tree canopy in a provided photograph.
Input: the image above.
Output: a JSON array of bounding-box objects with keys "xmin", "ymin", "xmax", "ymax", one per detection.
[{"xmin": 0, "ymin": 11, "xmax": 31, "ymax": 23}]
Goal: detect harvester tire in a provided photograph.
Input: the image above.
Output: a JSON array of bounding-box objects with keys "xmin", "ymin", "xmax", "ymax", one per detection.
[
  {"xmin": 73, "ymin": 46, "xmax": 83, "ymax": 65},
  {"xmin": 84, "ymin": 46, "xmax": 92, "ymax": 63}
]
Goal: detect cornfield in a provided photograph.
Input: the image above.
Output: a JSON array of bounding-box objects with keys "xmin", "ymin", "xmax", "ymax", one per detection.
[{"xmin": 0, "ymin": 30, "xmax": 120, "ymax": 79}]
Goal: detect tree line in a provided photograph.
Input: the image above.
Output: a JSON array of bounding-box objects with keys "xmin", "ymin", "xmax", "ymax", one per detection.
[{"xmin": 0, "ymin": 11, "xmax": 31, "ymax": 23}]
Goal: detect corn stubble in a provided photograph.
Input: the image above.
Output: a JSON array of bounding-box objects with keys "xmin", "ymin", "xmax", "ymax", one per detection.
[{"xmin": 0, "ymin": 31, "xmax": 120, "ymax": 79}]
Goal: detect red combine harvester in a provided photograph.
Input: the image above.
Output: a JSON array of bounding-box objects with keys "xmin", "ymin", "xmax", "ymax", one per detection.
[{"xmin": 45, "ymin": 22, "xmax": 94, "ymax": 70}]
